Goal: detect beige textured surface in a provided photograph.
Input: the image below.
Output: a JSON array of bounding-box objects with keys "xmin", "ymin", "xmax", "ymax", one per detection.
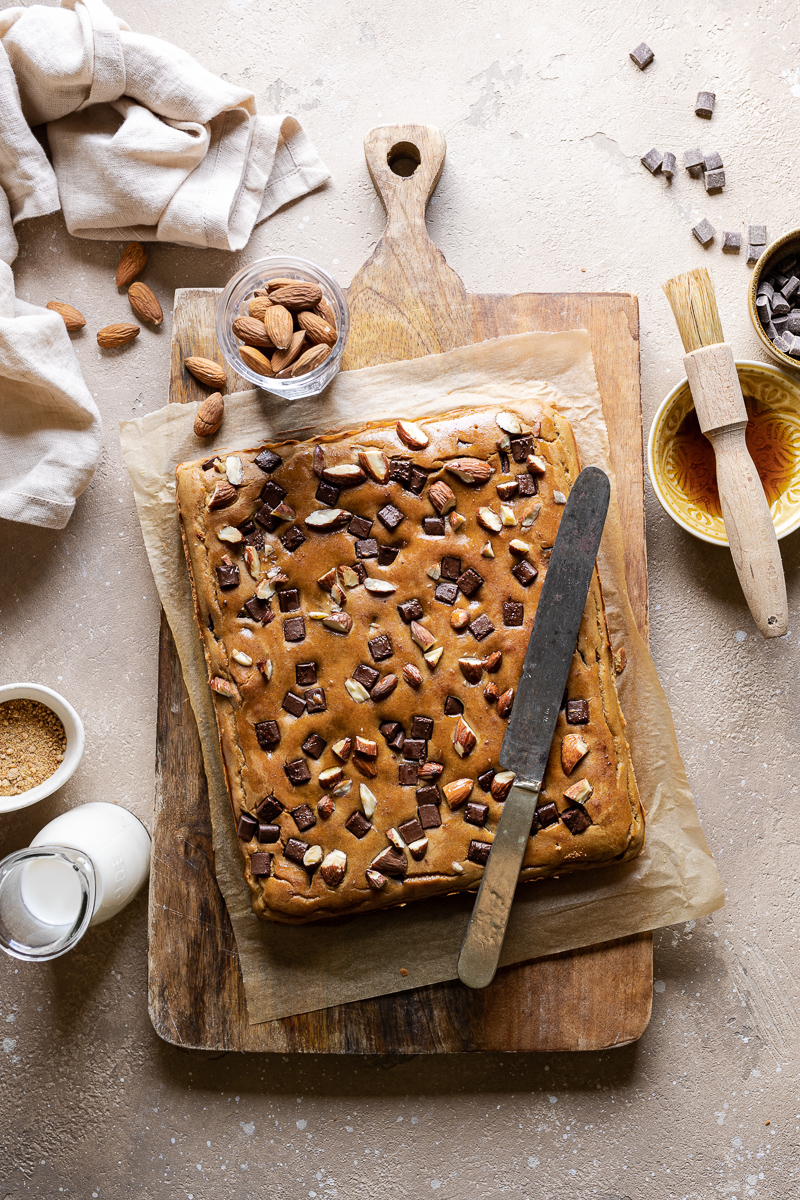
[{"xmin": 2, "ymin": 0, "xmax": 800, "ymax": 1195}]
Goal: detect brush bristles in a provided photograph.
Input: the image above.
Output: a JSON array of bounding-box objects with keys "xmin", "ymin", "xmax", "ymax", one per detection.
[{"xmin": 662, "ymin": 267, "xmax": 725, "ymax": 353}]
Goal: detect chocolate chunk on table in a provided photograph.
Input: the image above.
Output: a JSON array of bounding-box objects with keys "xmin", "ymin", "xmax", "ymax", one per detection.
[
  {"xmin": 683, "ymin": 147, "xmax": 704, "ymax": 173},
  {"xmin": 254, "ymin": 448, "xmax": 282, "ymax": 473},
  {"xmin": 284, "ymin": 758, "xmax": 312, "ymax": 785},
  {"xmin": 295, "ymin": 662, "xmax": 317, "ymax": 686},
  {"xmin": 237, "ymin": 812, "xmax": 258, "ymax": 840},
  {"xmin": 467, "ymin": 839, "xmax": 491, "ymax": 866},
  {"xmin": 629, "ymin": 41, "xmax": 654, "ymax": 69},
  {"xmin": 640, "ymin": 147, "xmax": 662, "ymax": 174},
  {"xmin": 692, "ymin": 218, "xmax": 715, "ymax": 246},
  {"xmin": 566, "ymin": 699, "xmax": 590, "ymax": 724},
  {"xmin": 662, "ymin": 151, "xmax": 676, "ymax": 179},
  {"xmin": 292, "ymin": 804, "xmax": 317, "ymax": 832},
  {"xmin": 283, "ymin": 615, "xmax": 306, "ymax": 642},
  {"xmin": 345, "ymin": 811, "xmax": 372, "ymax": 839},
  {"xmin": 704, "ymin": 168, "xmax": 725, "ymax": 192},
  {"xmin": 249, "ymin": 851, "xmax": 272, "ymax": 877},
  {"xmin": 302, "ymin": 732, "xmax": 326, "ymax": 759},
  {"xmin": 695, "ymin": 90, "xmax": 715, "ymax": 118},
  {"xmin": 255, "ymin": 720, "xmax": 280, "ymax": 749},
  {"xmin": 747, "ymin": 244, "xmax": 763, "ymax": 267},
  {"xmin": 703, "ymin": 150, "xmax": 723, "ymax": 171},
  {"xmin": 749, "ymin": 225, "xmax": 767, "ymax": 246},
  {"xmin": 722, "ymin": 231, "xmax": 741, "ymax": 253},
  {"xmin": 284, "ymin": 838, "xmax": 310, "ymax": 865}
]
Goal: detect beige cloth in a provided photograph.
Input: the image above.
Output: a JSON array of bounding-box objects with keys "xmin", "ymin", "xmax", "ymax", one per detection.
[
  {"xmin": 0, "ymin": 0, "xmax": 330, "ymax": 259},
  {"xmin": 120, "ymin": 330, "xmax": 725, "ymax": 1024},
  {"xmin": 0, "ymin": 0, "xmax": 329, "ymax": 529},
  {"xmin": 0, "ymin": 260, "xmax": 101, "ymax": 528}
]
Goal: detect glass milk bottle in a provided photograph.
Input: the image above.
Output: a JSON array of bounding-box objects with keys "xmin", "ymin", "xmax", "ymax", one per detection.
[{"xmin": 0, "ymin": 802, "xmax": 151, "ymax": 961}]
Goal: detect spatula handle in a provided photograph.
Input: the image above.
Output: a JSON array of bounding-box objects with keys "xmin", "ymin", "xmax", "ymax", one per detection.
[{"xmin": 684, "ymin": 344, "xmax": 788, "ymax": 638}]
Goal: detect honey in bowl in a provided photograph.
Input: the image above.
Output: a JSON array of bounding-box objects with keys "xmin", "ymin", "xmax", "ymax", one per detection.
[{"xmin": 669, "ymin": 394, "xmax": 797, "ymax": 521}]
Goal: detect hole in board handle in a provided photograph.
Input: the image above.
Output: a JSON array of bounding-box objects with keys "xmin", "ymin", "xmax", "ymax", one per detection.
[{"xmin": 387, "ymin": 142, "xmax": 421, "ymax": 177}]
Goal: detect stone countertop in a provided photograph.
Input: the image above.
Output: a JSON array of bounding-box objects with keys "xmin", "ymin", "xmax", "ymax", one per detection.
[{"xmin": 2, "ymin": 0, "xmax": 800, "ymax": 1196}]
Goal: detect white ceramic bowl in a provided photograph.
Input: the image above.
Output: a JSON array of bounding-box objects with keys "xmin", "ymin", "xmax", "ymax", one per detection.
[{"xmin": 0, "ymin": 684, "xmax": 85, "ymax": 814}]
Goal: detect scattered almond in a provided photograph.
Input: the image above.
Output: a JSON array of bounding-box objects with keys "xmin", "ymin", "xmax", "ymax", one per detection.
[
  {"xmin": 358, "ymin": 448, "xmax": 390, "ymax": 484},
  {"xmin": 185, "ymin": 357, "xmax": 227, "ymax": 388},
  {"xmin": 446, "ymin": 457, "xmax": 493, "ymax": 485},
  {"xmin": 97, "ymin": 322, "xmax": 139, "ymax": 348},
  {"xmin": 561, "ymin": 733, "xmax": 589, "ymax": 774},
  {"xmin": 194, "ymin": 392, "xmax": 224, "ymax": 438},
  {"xmin": 491, "ymin": 770, "xmax": 515, "ymax": 801},
  {"xmin": 46, "ymin": 300, "xmax": 86, "ymax": 331},
  {"xmin": 429, "ymin": 480, "xmax": 457, "ymax": 515},
  {"xmin": 128, "ymin": 281, "xmax": 163, "ymax": 325},
  {"xmin": 564, "ymin": 778, "xmax": 593, "ymax": 804},
  {"xmin": 443, "ymin": 778, "xmax": 474, "ymax": 809},
  {"xmin": 115, "ymin": 241, "xmax": 147, "ymax": 289},
  {"xmin": 396, "ymin": 420, "xmax": 429, "ymax": 450},
  {"xmin": 402, "ymin": 663, "xmax": 423, "ymax": 688},
  {"xmin": 208, "ymin": 480, "xmax": 237, "ymax": 510}
]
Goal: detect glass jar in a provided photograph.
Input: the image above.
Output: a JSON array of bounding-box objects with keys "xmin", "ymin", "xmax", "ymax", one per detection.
[{"xmin": 216, "ymin": 256, "xmax": 349, "ymax": 402}]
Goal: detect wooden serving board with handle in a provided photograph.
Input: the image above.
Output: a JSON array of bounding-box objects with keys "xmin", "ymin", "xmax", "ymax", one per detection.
[{"xmin": 148, "ymin": 123, "xmax": 651, "ymax": 1053}]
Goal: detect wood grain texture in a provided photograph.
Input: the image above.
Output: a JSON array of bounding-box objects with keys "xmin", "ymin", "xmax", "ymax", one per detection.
[{"xmin": 148, "ymin": 123, "xmax": 651, "ymax": 1053}]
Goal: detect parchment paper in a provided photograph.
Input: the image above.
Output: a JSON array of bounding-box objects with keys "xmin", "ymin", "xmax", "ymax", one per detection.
[{"xmin": 120, "ymin": 330, "xmax": 724, "ymax": 1023}]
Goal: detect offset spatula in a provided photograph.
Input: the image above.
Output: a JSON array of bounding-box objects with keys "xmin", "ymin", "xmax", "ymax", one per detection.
[{"xmin": 458, "ymin": 465, "xmax": 611, "ymax": 990}]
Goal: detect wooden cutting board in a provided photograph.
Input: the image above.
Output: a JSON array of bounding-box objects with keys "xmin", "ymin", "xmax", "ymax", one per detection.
[{"xmin": 148, "ymin": 124, "xmax": 651, "ymax": 1053}]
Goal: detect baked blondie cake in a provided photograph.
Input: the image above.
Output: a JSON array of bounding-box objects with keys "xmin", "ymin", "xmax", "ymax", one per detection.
[{"xmin": 176, "ymin": 403, "xmax": 644, "ymax": 923}]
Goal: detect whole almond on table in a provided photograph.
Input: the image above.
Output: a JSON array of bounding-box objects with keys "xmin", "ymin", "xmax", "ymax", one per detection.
[
  {"xmin": 194, "ymin": 392, "xmax": 224, "ymax": 438},
  {"xmin": 97, "ymin": 322, "xmax": 139, "ymax": 348},
  {"xmin": 239, "ymin": 345, "xmax": 275, "ymax": 376},
  {"xmin": 297, "ymin": 310, "xmax": 337, "ymax": 346},
  {"xmin": 263, "ymin": 304, "xmax": 293, "ymax": 350},
  {"xmin": 232, "ymin": 315, "xmax": 274, "ymax": 348},
  {"xmin": 185, "ymin": 357, "xmax": 227, "ymax": 388},
  {"xmin": 269, "ymin": 282, "xmax": 323, "ymax": 311},
  {"xmin": 115, "ymin": 241, "xmax": 147, "ymax": 288},
  {"xmin": 46, "ymin": 301, "xmax": 86, "ymax": 331},
  {"xmin": 128, "ymin": 281, "xmax": 163, "ymax": 325}
]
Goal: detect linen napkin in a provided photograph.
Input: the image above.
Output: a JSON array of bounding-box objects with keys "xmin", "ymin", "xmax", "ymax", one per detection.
[
  {"xmin": 0, "ymin": 0, "xmax": 329, "ymax": 529},
  {"xmin": 0, "ymin": 0, "xmax": 330, "ymax": 260},
  {"xmin": 0, "ymin": 261, "xmax": 102, "ymax": 529}
]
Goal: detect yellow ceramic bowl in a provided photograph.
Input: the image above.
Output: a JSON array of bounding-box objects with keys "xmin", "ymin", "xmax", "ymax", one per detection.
[
  {"xmin": 748, "ymin": 229, "xmax": 800, "ymax": 369},
  {"xmin": 648, "ymin": 359, "xmax": 800, "ymax": 545}
]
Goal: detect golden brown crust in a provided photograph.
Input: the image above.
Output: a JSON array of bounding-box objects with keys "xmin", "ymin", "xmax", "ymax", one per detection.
[{"xmin": 176, "ymin": 403, "xmax": 644, "ymax": 923}]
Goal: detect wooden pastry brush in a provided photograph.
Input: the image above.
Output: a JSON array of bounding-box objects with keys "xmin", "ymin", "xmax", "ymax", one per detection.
[{"xmin": 663, "ymin": 267, "xmax": 787, "ymax": 638}]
